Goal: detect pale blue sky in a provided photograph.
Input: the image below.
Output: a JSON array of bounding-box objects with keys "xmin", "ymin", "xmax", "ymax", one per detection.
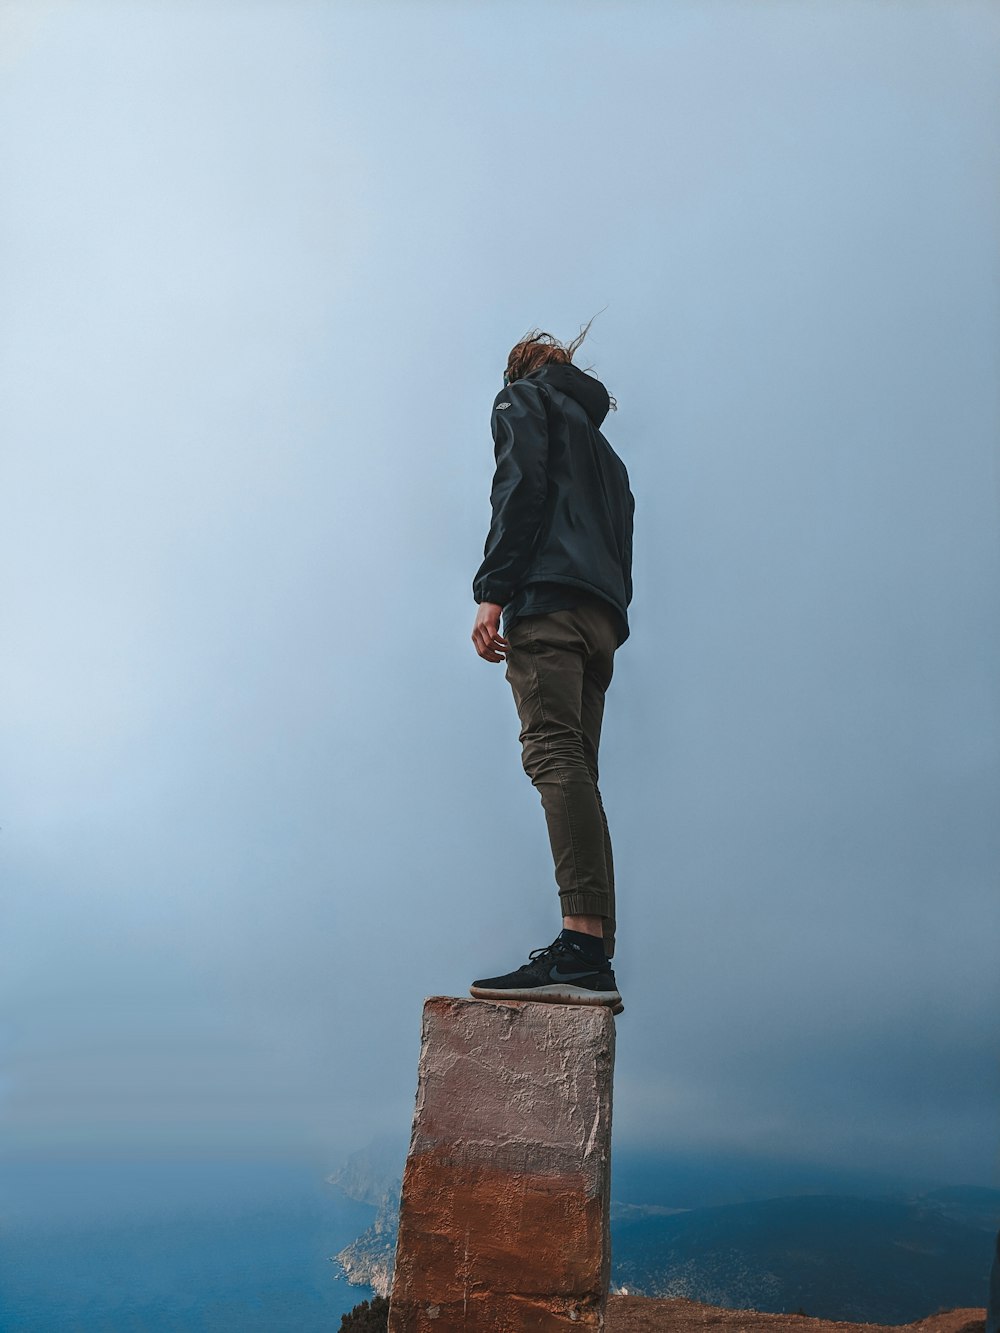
[{"xmin": 1, "ymin": 1, "xmax": 998, "ymax": 1186}]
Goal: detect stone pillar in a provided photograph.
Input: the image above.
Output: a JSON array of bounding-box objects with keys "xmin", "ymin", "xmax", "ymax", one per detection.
[{"xmin": 388, "ymin": 996, "xmax": 615, "ymax": 1332}]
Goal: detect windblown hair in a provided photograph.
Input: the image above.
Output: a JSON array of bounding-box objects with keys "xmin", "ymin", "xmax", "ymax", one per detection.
[{"xmin": 505, "ymin": 316, "xmax": 617, "ymax": 409}]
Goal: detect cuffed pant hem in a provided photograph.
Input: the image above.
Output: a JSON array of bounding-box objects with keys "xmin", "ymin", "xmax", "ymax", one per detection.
[{"xmin": 559, "ymin": 891, "xmax": 610, "ymax": 919}]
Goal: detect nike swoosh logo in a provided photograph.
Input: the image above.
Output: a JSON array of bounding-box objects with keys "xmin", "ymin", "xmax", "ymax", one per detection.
[{"xmin": 549, "ymin": 965, "xmax": 599, "ymax": 983}]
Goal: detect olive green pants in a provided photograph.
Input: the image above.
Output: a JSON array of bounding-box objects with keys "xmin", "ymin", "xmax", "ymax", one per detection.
[{"xmin": 504, "ymin": 596, "xmax": 618, "ymax": 958}]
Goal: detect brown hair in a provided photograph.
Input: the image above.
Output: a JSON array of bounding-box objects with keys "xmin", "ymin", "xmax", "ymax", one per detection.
[{"xmin": 505, "ymin": 316, "xmax": 598, "ymax": 386}]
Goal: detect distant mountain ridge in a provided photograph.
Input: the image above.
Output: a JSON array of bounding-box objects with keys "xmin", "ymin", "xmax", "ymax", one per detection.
[
  {"xmin": 327, "ymin": 1138, "xmax": 404, "ymax": 1209},
  {"xmin": 327, "ymin": 1141, "xmax": 403, "ymax": 1297},
  {"xmin": 611, "ymin": 1189, "xmax": 999, "ymax": 1324}
]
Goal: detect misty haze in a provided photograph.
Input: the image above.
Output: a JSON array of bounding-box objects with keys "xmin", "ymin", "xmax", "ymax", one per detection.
[{"xmin": 1, "ymin": 2, "xmax": 998, "ymax": 1330}]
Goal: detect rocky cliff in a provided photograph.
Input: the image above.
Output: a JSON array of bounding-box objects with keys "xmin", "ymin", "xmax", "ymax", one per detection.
[
  {"xmin": 335, "ymin": 1186, "xmax": 400, "ymax": 1298},
  {"xmin": 388, "ymin": 996, "xmax": 616, "ymax": 1331}
]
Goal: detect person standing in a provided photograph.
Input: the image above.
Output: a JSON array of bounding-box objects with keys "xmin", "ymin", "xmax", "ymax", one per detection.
[{"xmin": 469, "ymin": 326, "xmax": 634, "ymax": 1013}]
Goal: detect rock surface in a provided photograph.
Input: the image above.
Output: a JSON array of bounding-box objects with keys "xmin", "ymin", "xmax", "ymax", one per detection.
[
  {"xmin": 605, "ymin": 1296, "xmax": 986, "ymax": 1332},
  {"xmin": 388, "ymin": 996, "xmax": 616, "ymax": 1331}
]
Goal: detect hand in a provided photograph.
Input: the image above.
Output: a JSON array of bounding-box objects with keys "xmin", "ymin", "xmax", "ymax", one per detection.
[{"xmin": 471, "ymin": 602, "xmax": 509, "ymax": 662}]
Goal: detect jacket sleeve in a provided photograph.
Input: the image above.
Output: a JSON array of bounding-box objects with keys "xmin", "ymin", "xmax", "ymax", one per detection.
[
  {"xmin": 623, "ymin": 484, "xmax": 635, "ymax": 607},
  {"xmin": 472, "ymin": 381, "xmax": 550, "ymax": 606}
]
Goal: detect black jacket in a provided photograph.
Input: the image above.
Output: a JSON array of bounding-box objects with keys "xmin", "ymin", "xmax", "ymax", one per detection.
[{"xmin": 473, "ymin": 363, "xmax": 635, "ymax": 645}]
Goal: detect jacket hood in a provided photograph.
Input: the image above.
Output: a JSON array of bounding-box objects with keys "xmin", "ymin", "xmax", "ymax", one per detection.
[{"xmin": 529, "ymin": 363, "xmax": 611, "ymax": 428}]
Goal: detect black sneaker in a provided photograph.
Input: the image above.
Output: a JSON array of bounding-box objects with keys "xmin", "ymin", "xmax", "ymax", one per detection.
[{"xmin": 470, "ymin": 938, "xmax": 623, "ymax": 1015}]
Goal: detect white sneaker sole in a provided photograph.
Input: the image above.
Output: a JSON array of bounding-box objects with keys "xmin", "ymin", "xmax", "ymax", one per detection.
[{"xmin": 469, "ymin": 982, "xmax": 623, "ymax": 1015}]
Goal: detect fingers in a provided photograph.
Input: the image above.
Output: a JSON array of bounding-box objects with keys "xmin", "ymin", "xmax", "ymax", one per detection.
[
  {"xmin": 471, "ymin": 626, "xmax": 510, "ymax": 662},
  {"xmin": 471, "ymin": 602, "xmax": 510, "ymax": 662},
  {"xmin": 475, "ymin": 638, "xmax": 507, "ymax": 662}
]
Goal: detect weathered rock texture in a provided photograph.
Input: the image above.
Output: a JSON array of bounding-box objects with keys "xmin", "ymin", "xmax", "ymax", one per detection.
[
  {"xmin": 605, "ymin": 1296, "xmax": 987, "ymax": 1332},
  {"xmin": 388, "ymin": 996, "xmax": 616, "ymax": 1332}
]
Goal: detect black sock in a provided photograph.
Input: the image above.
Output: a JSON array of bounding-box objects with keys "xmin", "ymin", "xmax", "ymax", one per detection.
[{"xmin": 559, "ymin": 928, "xmax": 606, "ymax": 964}]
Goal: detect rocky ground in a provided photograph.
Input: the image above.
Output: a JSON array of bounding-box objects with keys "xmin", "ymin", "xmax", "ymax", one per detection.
[{"xmin": 605, "ymin": 1296, "xmax": 987, "ymax": 1333}]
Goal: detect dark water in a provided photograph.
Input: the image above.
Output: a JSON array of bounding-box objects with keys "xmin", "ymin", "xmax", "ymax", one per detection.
[{"xmin": 0, "ymin": 1156, "xmax": 377, "ymax": 1332}]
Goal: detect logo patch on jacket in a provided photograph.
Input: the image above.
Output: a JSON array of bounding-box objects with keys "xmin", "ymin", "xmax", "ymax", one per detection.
[{"xmin": 496, "ymin": 401, "xmax": 511, "ymax": 410}]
